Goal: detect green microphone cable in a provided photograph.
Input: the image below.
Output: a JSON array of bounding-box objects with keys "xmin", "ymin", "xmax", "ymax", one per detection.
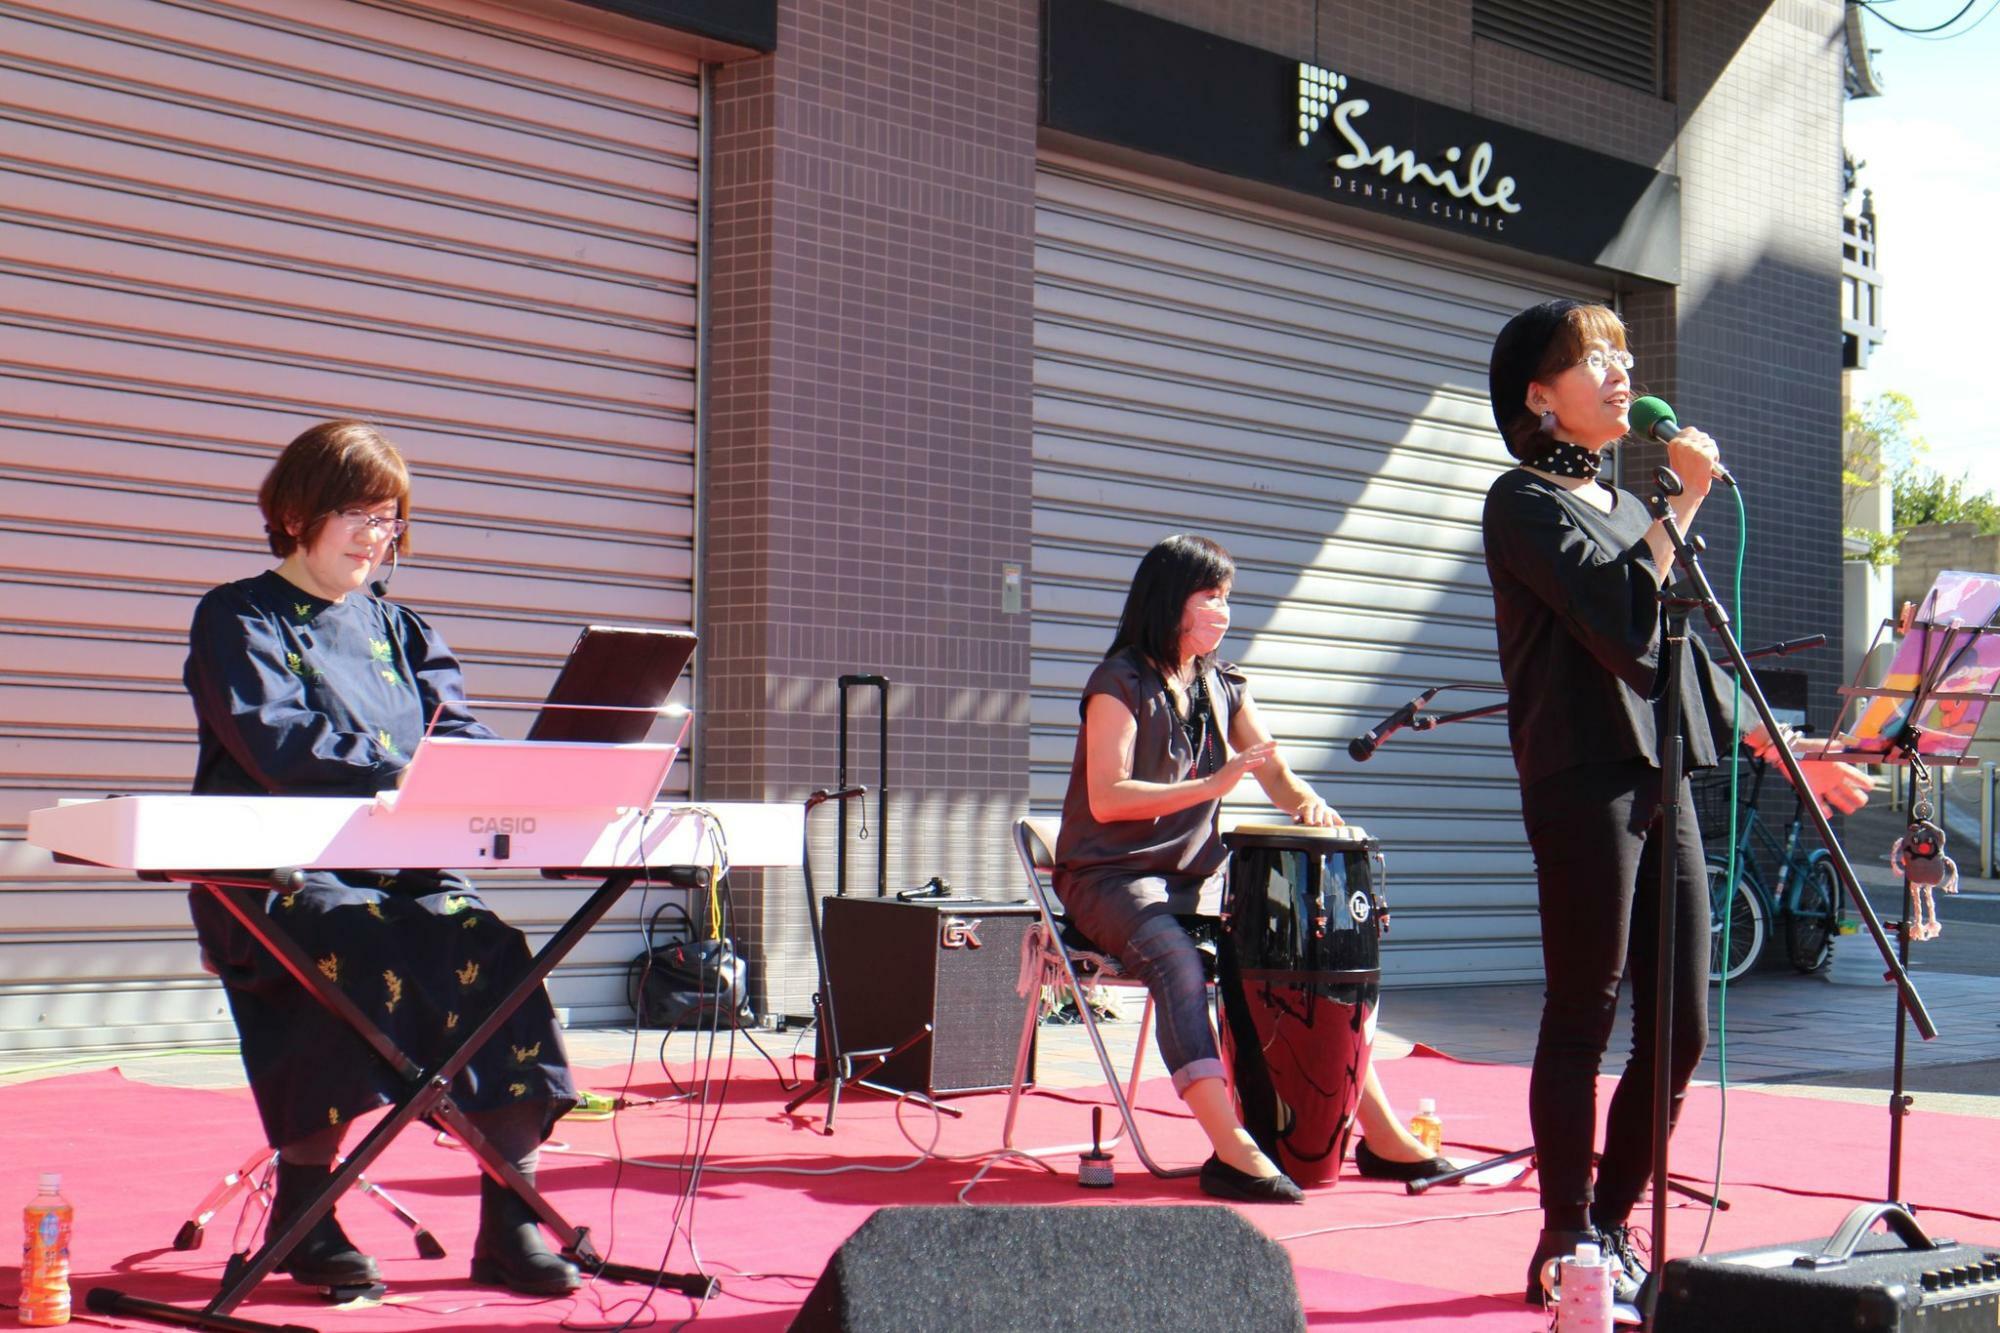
[{"xmin": 1698, "ymin": 479, "xmax": 1749, "ymax": 1253}]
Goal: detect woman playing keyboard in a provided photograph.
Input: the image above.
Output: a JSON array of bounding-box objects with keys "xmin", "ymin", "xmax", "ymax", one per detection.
[{"xmin": 182, "ymin": 419, "xmax": 579, "ymax": 1296}]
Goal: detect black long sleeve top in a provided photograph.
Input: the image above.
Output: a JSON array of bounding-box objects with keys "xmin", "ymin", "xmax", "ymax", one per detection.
[{"xmin": 1482, "ymin": 467, "xmax": 1744, "ymax": 791}]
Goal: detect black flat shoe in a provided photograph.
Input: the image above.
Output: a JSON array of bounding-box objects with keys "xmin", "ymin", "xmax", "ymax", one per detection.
[
  {"xmin": 1353, "ymin": 1137, "xmax": 1459, "ymax": 1183},
  {"xmin": 1197, "ymin": 1154, "xmax": 1305, "ymax": 1204}
]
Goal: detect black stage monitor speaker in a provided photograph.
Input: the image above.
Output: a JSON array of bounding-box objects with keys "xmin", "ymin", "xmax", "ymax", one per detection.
[
  {"xmin": 1654, "ymin": 1204, "xmax": 2000, "ymax": 1332},
  {"xmin": 789, "ymin": 1204, "xmax": 1305, "ymax": 1332},
  {"xmin": 819, "ymin": 897, "xmax": 1037, "ymax": 1096}
]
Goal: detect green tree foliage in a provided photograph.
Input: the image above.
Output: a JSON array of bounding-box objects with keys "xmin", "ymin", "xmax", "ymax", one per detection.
[
  {"xmin": 1843, "ymin": 392, "xmax": 1920, "ymax": 567},
  {"xmin": 1842, "ymin": 392, "xmax": 2000, "ymax": 563},
  {"xmin": 1895, "ymin": 468, "xmax": 2000, "ymax": 535}
]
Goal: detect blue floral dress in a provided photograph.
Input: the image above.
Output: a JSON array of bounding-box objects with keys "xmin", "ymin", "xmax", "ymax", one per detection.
[{"xmin": 183, "ymin": 570, "xmax": 575, "ymax": 1148}]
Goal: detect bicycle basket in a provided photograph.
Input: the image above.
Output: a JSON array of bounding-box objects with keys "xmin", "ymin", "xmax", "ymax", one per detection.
[{"xmin": 1690, "ymin": 757, "xmax": 1757, "ymax": 843}]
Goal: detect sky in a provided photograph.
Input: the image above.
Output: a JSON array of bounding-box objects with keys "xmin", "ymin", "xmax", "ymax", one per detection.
[{"xmin": 1844, "ymin": 1, "xmax": 2000, "ymax": 493}]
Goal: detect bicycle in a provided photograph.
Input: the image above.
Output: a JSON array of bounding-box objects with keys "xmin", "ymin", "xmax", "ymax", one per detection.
[{"xmin": 1693, "ymin": 755, "xmax": 1845, "ymax": 984}]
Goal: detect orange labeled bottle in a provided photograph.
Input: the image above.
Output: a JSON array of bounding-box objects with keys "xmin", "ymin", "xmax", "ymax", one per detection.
[
  {"xmin": 1407, "ymin": 1098, "xmax": 1443, "ymax": 1155},
  {"xmin": 21, "ymin": 1172, "xmax": 72, "ymax": 1326}
]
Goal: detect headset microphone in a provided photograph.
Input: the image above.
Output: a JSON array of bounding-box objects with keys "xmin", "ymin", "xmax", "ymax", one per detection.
[
  {"xmin": 369, "ymin": 543, "xmax": 400, "ymax": 599},
  {"xmin": 1629, "ymin": 396, "xmax": 1737, "ymax": 489}
]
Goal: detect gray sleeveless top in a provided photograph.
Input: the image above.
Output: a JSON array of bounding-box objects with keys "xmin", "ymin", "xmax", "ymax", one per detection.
[{"xmin": 1052, "ymin": 647, "xmax": 1247, "ymax": 899}]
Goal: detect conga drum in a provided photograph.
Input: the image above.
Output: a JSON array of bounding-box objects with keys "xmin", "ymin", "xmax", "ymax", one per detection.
[{"xmin": 1218, "ymin": 823, "xmax": 1386, "ymax": 1189}]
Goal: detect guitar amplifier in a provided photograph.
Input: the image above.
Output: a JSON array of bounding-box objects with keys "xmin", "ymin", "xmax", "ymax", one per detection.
[
  {"xmin": 818, "ymin": 897, "xmax": 1038, "ymax": 1096},
  {"xmin": 1654, "ymin": 1206, "xmax": 2000, "ymax": 1333}
]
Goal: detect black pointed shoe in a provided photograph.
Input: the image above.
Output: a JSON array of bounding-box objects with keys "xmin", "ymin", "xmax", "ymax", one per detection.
[
  {"xmin": 269, "ymin": 1161, "xmax": 381, "ymax": 1289},
  {"xmin": 1197, "ymin": 1154, "xmax": 1306, "ymax": 1204},
  {"xmin": 1353, "ymin": 1137, "xmax": 1460, "ymax": 1184},
  {"xmin": 470, "ymin": 1173, "xmax": 581, "ymax": 1296}
]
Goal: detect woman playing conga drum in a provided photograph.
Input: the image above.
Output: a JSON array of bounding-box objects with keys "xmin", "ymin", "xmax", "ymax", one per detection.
[{"xmin": 1051, "ymin": 534, "xmax": 1367, "ymax": 1201}]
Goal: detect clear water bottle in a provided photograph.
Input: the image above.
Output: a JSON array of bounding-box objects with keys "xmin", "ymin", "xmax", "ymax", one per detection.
[
  {"xmin": 21, "ymin": 1172, "xmax": 73, "ymax": 1326},
  {"xmin": 1407, "ymin": 1097, "xmax": 1442, "ymax": 1154}
]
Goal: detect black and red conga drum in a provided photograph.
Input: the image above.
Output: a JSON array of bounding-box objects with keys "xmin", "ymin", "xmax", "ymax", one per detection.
[{"xmin": 1218, "ymin": 823, "xmax": 1387, "ymax": 1189}]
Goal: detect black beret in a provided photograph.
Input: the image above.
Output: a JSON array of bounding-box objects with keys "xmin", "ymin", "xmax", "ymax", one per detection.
[{"xmin": 1488, "ymin": 298, "xmax": 1588, "ymax": 439}]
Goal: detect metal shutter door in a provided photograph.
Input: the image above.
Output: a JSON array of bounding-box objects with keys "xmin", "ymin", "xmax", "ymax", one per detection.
[
  {"xmin": 0, "ymin": 0, "xmax": 700, "ymax": 1054},
  {"xmin": 1031, "ymin": 157, "xmax": 1609, "ymax": 986}
]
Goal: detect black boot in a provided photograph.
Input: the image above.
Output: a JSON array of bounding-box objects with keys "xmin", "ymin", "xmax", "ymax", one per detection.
[
  {"xmin": 269, "ymin": 1160, "xmax": 380, "ymax": 1289},
  {"xmin": 470, "ymin": 1172, "xmax": 580, "ymax": 1295},
  {"xmin": 1591, "ymin": 1218, "xmax": 1650, "ymax": 1307},
  {"xmin": 1524, "ymin": 1226, "xmax": 1599, "ymax": 1307}
]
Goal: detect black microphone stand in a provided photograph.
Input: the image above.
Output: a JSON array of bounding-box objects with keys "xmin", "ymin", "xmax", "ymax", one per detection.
[
  {"xmin": 1641, "ymin": 465, "xmax": 1935, "ymax": 1317},
  {"xmin": 784, "ymin": 785, "xmax": 962, "ymax": 1133}
]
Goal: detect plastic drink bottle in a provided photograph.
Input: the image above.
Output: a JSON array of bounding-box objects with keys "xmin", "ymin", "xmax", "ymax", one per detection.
[
  {"xmin": 21, "ymin": 1172, "xmax": 73, "ymax": 1326},
  {"xmin": 1407, "ymin": 1097, "xmax": 1442, "ymax": 1153}
]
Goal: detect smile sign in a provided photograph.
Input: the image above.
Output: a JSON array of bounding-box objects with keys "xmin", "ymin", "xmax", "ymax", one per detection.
[
  {"xmin": 1297, "ymin": 62, "xmax": 1522, "ymax": 228},
  {"xmin": 1042, "ymin": 0, "xmax": 1680, "ymax": 283}
]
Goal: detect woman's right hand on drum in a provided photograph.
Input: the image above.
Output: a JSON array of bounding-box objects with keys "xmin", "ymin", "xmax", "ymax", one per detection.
[{"xmin": 1211, "ymin": 740, "xmax": 1275, "ymax": 792}]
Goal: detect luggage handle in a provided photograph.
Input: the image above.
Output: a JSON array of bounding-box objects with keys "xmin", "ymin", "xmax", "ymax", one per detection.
[{"xmin": 1795, "ymin": 1202, "xmax": 1944, "ymax": 1270}]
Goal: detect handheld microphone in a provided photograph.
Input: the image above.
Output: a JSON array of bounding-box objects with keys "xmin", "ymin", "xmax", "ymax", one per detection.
[
  {"xmin": 1347, "ymin": 687, "xmax": 1439, "ymax": 763},
  {"xmin": 1629, "ymin": 396, "xmax": 1736, "ymax": 489}
]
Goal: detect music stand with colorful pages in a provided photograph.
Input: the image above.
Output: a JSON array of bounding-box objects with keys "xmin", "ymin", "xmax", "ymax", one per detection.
[
  {"xmin": 1832, "ymin": 568, "xmax": 2000, "ymax": 1200},
  {"xmin": 1839, "ymin": 569, "xmax": 2000, "ymax": 767}
]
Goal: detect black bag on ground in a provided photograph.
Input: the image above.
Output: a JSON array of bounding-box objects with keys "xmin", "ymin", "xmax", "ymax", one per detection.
[{"xmin": 628, "ymin": 903, "xmax": 752, "ymax": 1029}]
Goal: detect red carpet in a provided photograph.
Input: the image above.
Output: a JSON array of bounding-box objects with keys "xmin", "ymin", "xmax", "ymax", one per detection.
[{"xmin": 2, "ymin": 1048, "xmax": 1995, "ymax": 1331}]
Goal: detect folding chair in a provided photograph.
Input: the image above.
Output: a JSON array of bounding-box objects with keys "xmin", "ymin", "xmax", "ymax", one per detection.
[{"xmin": 1002, "ymin": 817, "xmax": 1214, "ymax": 1178}]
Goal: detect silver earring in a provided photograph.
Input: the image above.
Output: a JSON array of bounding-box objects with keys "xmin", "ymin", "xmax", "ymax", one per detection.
[{"xmin": 1538, "ymin": 409, "xmax": 1559, "ymax": 435}]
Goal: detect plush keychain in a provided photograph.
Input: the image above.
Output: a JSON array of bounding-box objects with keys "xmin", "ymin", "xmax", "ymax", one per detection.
[{"xmin": 1889, "ymin": 817, "xmax": 1959, "ymax": 942}]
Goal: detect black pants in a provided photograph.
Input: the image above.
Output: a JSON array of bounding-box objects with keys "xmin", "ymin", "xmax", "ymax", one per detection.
[{"xmin": 1522, "ymin": 759, "xmax": 1710, "ymax": 1229}]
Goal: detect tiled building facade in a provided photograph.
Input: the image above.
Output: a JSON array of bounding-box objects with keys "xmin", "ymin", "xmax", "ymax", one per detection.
[
  {"xmin": 0, "ymin": 0, "xmax": 1853, "ymax": 1043},
  {"xmin": 700, "ymin": 0, "xmax": 1848, "ymax": 1012}
]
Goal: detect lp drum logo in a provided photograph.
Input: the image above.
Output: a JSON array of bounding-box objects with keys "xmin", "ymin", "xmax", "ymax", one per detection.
[
  {"xmin": 939, "ymin": 917, "xmax": 982, "ymax": 950},
  {"xmin": 1348, "ymin": 891, "xmax": 1372, "ymax": 924}
]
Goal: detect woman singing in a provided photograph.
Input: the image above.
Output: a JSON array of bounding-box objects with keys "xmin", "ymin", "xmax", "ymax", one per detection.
[
  {"xmin": 1481, "ymin": 301, "xmax": 1870, "ymax": 1302},
  {"xmin": 1051, "ymin": 534, "xmax": 1348, "ymax": 1202},
  {"xmin": 184, "ymin": 420, "xmax": 580, "ymax": 1296}
]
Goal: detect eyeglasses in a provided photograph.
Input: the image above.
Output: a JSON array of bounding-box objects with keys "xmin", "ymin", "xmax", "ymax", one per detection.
[
  {"xmin": 333, "ymin": 509, "xmax": 408, "ymax": 540},
  {"xmin": 1575, "ymin": 349, "xmax": 1636, "ymax": 375}
]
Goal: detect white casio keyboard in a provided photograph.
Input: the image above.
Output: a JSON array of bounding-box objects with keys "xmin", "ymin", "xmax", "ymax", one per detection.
[{"xmin": 27, "ymin": 736, "xmax": 804, "ymax": 874}]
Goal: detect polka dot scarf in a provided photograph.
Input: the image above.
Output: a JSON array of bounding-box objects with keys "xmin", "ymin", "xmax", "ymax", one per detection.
[{"xmin": 1532, "ymin": 440, "xmax": 1604, "ymax": 480}]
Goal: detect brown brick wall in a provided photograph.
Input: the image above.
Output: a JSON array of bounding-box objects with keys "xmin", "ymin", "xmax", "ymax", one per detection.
[{"xmin": 702, "ymin": 0, "xmax": 1039, "ymax": 1017}]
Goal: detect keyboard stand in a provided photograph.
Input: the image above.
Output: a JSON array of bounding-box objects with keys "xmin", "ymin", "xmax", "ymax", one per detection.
[{"xmin": 87, "ymin": 864, "xmax": 716, "ymax": 1333}]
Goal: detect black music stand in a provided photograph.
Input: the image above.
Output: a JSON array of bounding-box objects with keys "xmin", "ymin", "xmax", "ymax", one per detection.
[
  {"xmin": 783, "ymin": 786, "xmax": 962, "ymax": 1131},
  {"xmin": 1827, "ymin": 589, "xmax": 2000, "ymax": 1200}
]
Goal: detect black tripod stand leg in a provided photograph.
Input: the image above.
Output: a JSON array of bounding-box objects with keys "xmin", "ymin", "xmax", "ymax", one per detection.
[
  {"xmin": 1407, "ymin": 1145, "xmax": 1535, "ymax": 1195},
  {"xmin": 566, "ymin": 1229, "xmax": 718, "ymax": 1299},
  {"xmin": 1665, "ymin": 1176, "xmax": 1729, "ymax": 1209},
  {"xmin": 784, "ymin": 1026, "xmax": 955, "ymax": 1129},
  {"xmin": 85, "ymin": 1288, "xmax": 316, "ymax": 1333},
  {"xmin": 852, "ymin": 1078, "xmax": 965, "ymax": 1118}
]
